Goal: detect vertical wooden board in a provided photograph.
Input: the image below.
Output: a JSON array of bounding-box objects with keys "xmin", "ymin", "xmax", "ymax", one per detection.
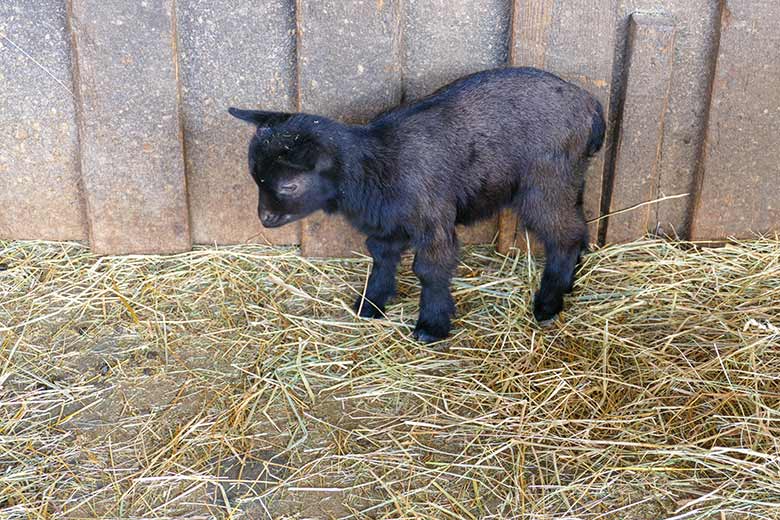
[
  {"xmin": 498, "ymin": 0, "xmax": 553, "ymax": 255},
  {"xmin": 404, "ymin": 0, "xmax": 510, "ymax": 245},
  {"xmin": 496, "ymin": 210, "xmax": 519, "ymax": 254},
  {"xmin": 458, "ymin": 222, "xmax": 497, "ymax": 246},
  {"xmin": 299, "ymin": 214, "xmax": 366, "ymax": 258},
  {"xmin": 643, "ymin": 0, "xmax": 720, "ymax": 238},
  {"xmin": 545, "ymin": 0, "xmax": 617, "ymax": 241},
  {"xmin": 297, "ymin": 0, "xmax": 403, "ymax": 257},
  {"xmin": 301, "ymin": 213, "xmax": 366, "ymax": 257},
  {"xmin": 177, "ymin": 1, "xmax": 299, "ymax": 246},
  {"xmin": 615, "ymin": 0, "xmax": 722, "ymax": 239},
  {"xmin": 692, "ymin": 0, "xmax": 780, "ymax": 240},
  {"xmin": 606, "ymin": 14, "xmax": 675, "ymax": 243},
  {"xmin": 509, "ymin": 0, "xmax": 554, "ymax": 67},
  {"xmin": 69, "ymin": 0, "xmax": 190, "ymax": 255},
  {"xmin": 0, "ymin": 1, "xmax": 86, "ymax": 240},
  {"xmin": 501, "ymin": 0, "xmax": 617, "ymax": 253},
  {"xmin": 403, "ymin": 0, "xmax": 510, "ymax": 100},
  {"xmin": 497, "ymin": 214, "xmax": 543, "ymax": 255}
]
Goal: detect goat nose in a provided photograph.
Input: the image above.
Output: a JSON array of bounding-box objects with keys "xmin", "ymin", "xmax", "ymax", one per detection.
[{"xmin": 259, "ymin": 209, "xmax": 279, "ymax": 227}]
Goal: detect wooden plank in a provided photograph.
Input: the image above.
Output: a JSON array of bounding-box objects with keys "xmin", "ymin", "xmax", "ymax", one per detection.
[
  {"xmin": 610, "ymin": 0, "xmax": 721, "ymax": 240},
  {"xmin": 500, "ymin": 0, "xmax": 616, "ymax": 253},
  {"xmin": 498, "ymin": 0, "xmax": 553, "ymax": 254},
  {"xmin": 458, "ymin": 222, "xmax": 498, "ymax": 247},
  {"xmin": 404, "ymin": 0, "xmax": 510, "ymax": 245},
  {"xmin": 403, "ymin": 0, "xmax": 510, "ymax": 100},
  {"xmin": 69, "ymin": 0, "xmax": 190, "ymax": 254},
  {"xmin": 177, "ymin": 0, "xmax": 299, "ymax": 246},
  {"xmin": 636, "ymin": 0, "xmax": 722, "ymax": 239},
  {"xmin": 691, "ymin": 0, "xmax": 780, "ymax": 240},
  {"xmin": 0, "ymin": 0, "xmax": 86, "ymax": 241},
  {"xmin": 544, "ymin": 0, "xmax": 616, "ymax": 244},
  {"xmin": 297, "ymin": 0, "xmax": 403, "ymax": 257},
  {"xmin": 509, "ymin": 0, "xmax": 553, "ymax": 68},
  {"xmin": 497, "ymin": 210, "xmax": 520, "ymax": 254},
  {"xmin": 298, "ymin": 214, "xmax": 365, "ymax": 258},
  {"xmin": 605, "ymin": 14, "xmax": 675, "ymax": 243}
]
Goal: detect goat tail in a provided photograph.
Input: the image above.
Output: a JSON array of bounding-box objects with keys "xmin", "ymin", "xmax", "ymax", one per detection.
[{"xmin": 586, "ymin": 100, "xmax": 606, "ymax": 157}]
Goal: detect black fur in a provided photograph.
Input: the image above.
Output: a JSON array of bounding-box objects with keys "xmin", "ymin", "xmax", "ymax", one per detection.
[{"xmin": 230, "ymin": 67, "xmax": 605, "ymax": 342}]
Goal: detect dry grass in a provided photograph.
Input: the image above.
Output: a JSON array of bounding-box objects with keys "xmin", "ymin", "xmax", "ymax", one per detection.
[{"xmin": 1, "ymin": 237, "xmax": 779, "ymax": 519}]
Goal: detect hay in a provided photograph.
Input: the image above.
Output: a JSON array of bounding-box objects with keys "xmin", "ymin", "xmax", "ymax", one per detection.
[{"xmin": 0, "ymin": 237, "xmax": 779, "ymax": 519}]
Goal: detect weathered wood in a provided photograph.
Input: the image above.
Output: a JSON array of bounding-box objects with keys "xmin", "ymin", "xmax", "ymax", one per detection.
[
  {"xmin": 497, "ymin": 0, "xmax": 552, "ymax": 255},
  {"xmin": 509, "ymin": 0, "xmax": 553, "ymax": 68},
  {"xmin": 691, "ymin": 0, "xmax": 780, "ymax": 240},
  {"xmin": 0, "ymin": 0, "xmax": 86, "ymax": 240},
  {"xmin": 610, "ymin": 0, "xmax": 720, "ymax": 240},
  {"xmin": 177, "ymin": 0, "xmax": 299, "ymax": 245},
  {"xmin": 545, "ymin": 0, "xmax": 617, "ymax": 243},
  {"xmin": 297, "ymin": 0, "xmax": 403, "ymax": 257},
  {"xmin": 605, "ymin": 14, "xmax": 675, "ymax": 243},
  {"xmin": 69, "ymin": 0, "xmax": 190, "ymax": 254},
  {"xmin": 299, "ymin": 213, "xmax": 366, "ymax": 258},
  {"xmin": 458, "ymin": 222, "xmax": 498, "ymax": 247},
  {"xmin": 403, "ymin": 0, "xmax": 510, "ymax": 100},
  {"xmin": 631, "ymin": 0, "xmax": 722, "ymax": 239},
  {"xmin": 404, "ymin": 0, "xmax": 511, "ymax": 245},
  {"xmin": 1, "ymin": 0, "xmax": 772, "ymax": 252},
  {"xmin": 499, "ymin": 0, "xmax": 615, "ymax": 253}
]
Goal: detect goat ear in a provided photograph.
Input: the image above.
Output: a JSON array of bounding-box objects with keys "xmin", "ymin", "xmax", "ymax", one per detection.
[{"xmin": 228, "ymin": 107, "xmax": 293, "ymax": 127}]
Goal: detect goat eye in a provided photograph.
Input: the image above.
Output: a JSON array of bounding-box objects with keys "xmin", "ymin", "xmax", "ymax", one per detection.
[{"xmin": 278, "ymin": 182, "xmax": 298, "ymax": 196}]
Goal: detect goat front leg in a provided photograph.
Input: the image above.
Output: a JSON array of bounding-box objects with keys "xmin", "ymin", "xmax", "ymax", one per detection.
[
  {"xmin": 412, "ymin": 232, "xmax": 458, "ymax": 343},
  {"xmin": 354, "ymin": 235, "xmax": 407, "ymax": 318}
]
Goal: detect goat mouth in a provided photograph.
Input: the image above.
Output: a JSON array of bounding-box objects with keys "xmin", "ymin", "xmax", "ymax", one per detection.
[{"xmin": 260, "ymin": 213, "xmax": 302, "ymax": 228}]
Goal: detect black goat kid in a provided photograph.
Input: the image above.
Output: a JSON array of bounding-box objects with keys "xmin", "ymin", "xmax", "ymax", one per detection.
[{"xmin": 229, "ymin": 67, "xmax": 605, "ymax": 342}]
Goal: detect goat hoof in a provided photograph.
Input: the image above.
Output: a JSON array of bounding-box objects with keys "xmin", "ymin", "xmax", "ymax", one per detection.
[
  {"xmin": 354, "ymin": 298, "xmax": 384, "ymax": 319},
  {"xmin": 536, "ymin": 317, "xmax": 557, "ymax": 328},
  {"xmin": 413, "ymin": 321, "xmax": 450, "ymax": 343},
  {"xmin": 533, "ymin": 294, "xmax": 563, "ymax": 324}
]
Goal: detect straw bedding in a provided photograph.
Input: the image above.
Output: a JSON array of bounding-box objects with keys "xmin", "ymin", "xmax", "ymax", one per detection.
[{"xmin": 1, "ymin": 237, "xmax": 779, "ymax": 519}]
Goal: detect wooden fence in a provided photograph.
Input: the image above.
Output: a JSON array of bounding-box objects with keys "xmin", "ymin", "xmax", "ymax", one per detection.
[{"xmin": 1, "ymin": 0, "xmax": 777, "ymax": 256}]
